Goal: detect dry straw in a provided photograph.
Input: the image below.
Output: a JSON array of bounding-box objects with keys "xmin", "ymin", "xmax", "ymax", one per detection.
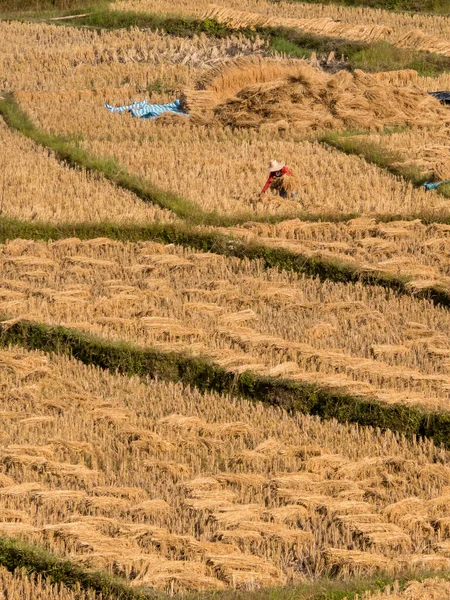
[
  {"xmin": 3, "ymin": 238, "xmax": 450, "ymax": 411},
  {"xmin": 1, "ymin": 345, "xmax": 450, "ymax": 591},
  {"xmin": 185, "ymin": 61, "xmax": 450, "ymax": 132}
]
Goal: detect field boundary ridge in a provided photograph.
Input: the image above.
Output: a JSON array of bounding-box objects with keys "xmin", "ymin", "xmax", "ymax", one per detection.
[
  {"xmin": 2, "ymin": 215, "xmax": 450, "ymax": 311},
  {"xmin": 1, "ymin": 318, "xmax": 449, "ymax": 448}
]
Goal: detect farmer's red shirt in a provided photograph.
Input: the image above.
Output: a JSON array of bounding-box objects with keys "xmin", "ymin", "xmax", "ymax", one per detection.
[{"xmin": 262, "ymin": 166, "xmax": 293, "ymax": 193}]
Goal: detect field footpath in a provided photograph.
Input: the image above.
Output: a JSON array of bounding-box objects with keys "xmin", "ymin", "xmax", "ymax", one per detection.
[{"xmin": 1, "ymin": 318, "xmax": 449, "ymax": 449}]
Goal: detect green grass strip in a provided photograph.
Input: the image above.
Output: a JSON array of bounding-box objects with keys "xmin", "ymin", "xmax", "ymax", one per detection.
[
  {"xmin": 1, "ymin": 319, "xmax": 449, "ymax": 449},
  {"xmin": 0, "ymin": 536, "xmax": 160, "ymax": 599},
  {"xmin": 2, "ymin": 214, "xmax": 450, "ymax": 311},
  {"xmin": 320, "ymin": 132, "xmax": 450, "ymax": 200}
]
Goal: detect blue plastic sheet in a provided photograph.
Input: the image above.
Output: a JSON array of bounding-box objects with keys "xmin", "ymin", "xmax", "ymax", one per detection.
[{"xmin": 423, "ymin": 180, "xmax": 450, "ymax": 191}]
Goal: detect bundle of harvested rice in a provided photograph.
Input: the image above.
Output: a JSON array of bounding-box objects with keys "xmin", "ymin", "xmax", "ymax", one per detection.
[
  {"xmin": 180, "ymin": 56, "xmax": 309, "ymax": 121},
  {"xmin": 209, "ymin": 65, "xmax": 449, "ymax": 132}
]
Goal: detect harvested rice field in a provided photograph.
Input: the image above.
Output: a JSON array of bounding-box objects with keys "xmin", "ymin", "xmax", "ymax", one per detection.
[
  {"xmin": 116, "ymin": 0, "xmax": 450, "ymax": 56},
  {"xmin": 15, "ymin": 82, "xmax": 448, "ymax": 218},
  {"xmin": 0, "ymin": 567, "xmax": 100, "ymax": 600},
  {"xmin": 0, "ymin": 20, "xmax": 270, "ymax": 93},
  {"xmin": 223, "ymin": 218, "xmax": 450, "ymax": 287},
  {"xmin": 1, "ymin": 346, "xmax": 450, "ymax": 592},
  {"xmin": 2, "ymin": 0, "xmax": 450, "ymax": 596},
  {"xmin": 0, "ymin": 120, "xmax": 175, "ymax": 224},
  {"xmin": 4, "ymin": 238, "xmax": 450, "ymax": 412}
]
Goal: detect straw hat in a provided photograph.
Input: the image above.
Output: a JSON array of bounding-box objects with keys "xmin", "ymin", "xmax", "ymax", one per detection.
[{"xmin": 267, "ymin": 159, "xmax": 285, "ymax": 172}]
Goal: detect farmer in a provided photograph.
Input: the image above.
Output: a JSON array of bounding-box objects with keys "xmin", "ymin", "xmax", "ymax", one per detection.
[{"xmin": 260, "ymin": 160, "xmax": 298, "ymax": 200}]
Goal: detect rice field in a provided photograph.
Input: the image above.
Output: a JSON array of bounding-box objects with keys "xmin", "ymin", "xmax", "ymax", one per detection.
[
  {"xmin": 361, "ymin": 127, "xmax": 450, "ymax": 181},
  {"xmin": 0, "ymin": 120, "xmax": 175, "ymax": 224},
  {"xmin": 3, "ymin": 2, "xmax": 450, "ymax": 595},
  {"xmin": 4, "ymin": 238, "xmax": 450, "ymax": 412},
  {"xmin": 115, "ymin": 0, "xmax": 450, "ymax": 56},
  {"xmin": 0, "ymin": 20, "xmax": 269, "ymax": 94},
  {"xmin": 16, "ymin": 87, "xmax": 448, "ymax": 219},
  {"xmin": 223, "ymin": 217, "xmax": 450, "ymax": 287},
  {"xmin": 1, "ymin": 345, "xmax": 450, "ymax": 592}
]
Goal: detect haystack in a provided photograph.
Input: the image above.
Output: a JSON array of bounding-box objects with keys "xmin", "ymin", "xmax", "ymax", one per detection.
[
  {"xmin": 183, "ymin": 59, "xmax": 449, "ymax": 133},
  {"xmin": 180, "ymin": 56, "xmax": 310, "ymax": 123}
]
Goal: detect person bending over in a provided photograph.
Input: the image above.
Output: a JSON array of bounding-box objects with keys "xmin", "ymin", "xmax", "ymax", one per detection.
[{"xmin": 260, "ymin": 159, "xmax": 298, "ymax": 200}]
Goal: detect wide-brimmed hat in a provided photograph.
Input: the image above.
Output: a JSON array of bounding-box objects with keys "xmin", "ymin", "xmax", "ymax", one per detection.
[{"xmin": 267, "ymin": 159, "xmax": 285, "ymax": 172}]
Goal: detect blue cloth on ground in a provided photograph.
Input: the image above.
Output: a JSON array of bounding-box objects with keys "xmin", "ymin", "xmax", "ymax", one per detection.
[
  {"xmin": 105, "ymin": 99, "xmax": 189, "ymax": 119},
  {"xmin": 423, "ymin": 180, "xmax": 450, "ymax": 191}
]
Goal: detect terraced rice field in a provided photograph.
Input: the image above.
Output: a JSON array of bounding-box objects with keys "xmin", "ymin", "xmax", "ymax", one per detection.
[
  {"xmin": 1, "ymin": 346, "xmax": 450, "ymax": 591},
  {"xmin": 2, "ymin": 0, "xmax": 450, "ymax": 596},
  {"xmin": 116, "ymin": 0, "xmax": 450, "ymax": 56},
  {"xmin": 0, "ymin": 120, "xmax": 175, "ymax": 224},
  {"xmin": 15, "ymin": 86, "xmax": 447, "ymax": 219},
  {"xmin": 224, "ymin": 218, "xmax": 450, "ymax": 290},
  {"xmin": 4, "ymin": 238, "xmax": 450, "ymax": 411},
  {"xmin": 0, "ymin": 20, "xmax": 268, "ymax": 94}
]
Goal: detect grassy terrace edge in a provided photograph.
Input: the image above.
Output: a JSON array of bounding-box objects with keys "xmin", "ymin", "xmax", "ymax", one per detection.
[
  {"xmin": 0, "ymin": 536, "xmax": 159, "ymax": 600},
  {"xmin": 3, "ymin": 215, "xmax": 450, "ymax": 311},
  {"xmin": 1, "ymin": 539, "xmax": 449, "ymax": 600},
  {"xmin": 320, "ymin": 132, "xmax": 450, "ymax": 200},
  {"xmin": 1, "ymin": 318, "xmax": 450, "ymax": 449}
]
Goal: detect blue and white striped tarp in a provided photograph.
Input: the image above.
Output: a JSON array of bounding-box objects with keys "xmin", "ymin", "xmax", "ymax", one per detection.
[{"xmin": 105, "ymin": 99, "xmax": 189, "ymax": 119}]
